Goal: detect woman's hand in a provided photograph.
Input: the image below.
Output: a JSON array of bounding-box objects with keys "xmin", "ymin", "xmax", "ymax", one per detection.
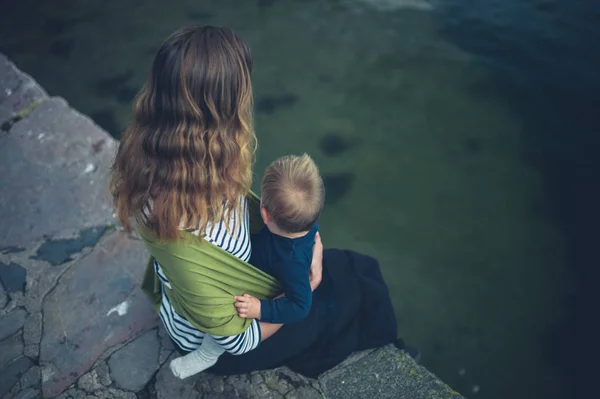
[
  {"xmin": 309, "ymin": 232, "xmax": 323, "ymax": 291},
  {"xmin": 234, "ymin": 294, "xmax": 262, "ymax": 319}
]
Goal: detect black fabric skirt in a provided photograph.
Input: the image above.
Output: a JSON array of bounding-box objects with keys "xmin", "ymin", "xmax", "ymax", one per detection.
[{"xmin": 208, "ymin": 248, "xmax": 398, "ymax": 378}]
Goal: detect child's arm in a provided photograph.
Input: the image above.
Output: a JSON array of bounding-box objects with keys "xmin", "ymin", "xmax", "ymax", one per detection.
[{"xmin": 235, "ymin": 260, "xmax": 312, "ymax": 324}]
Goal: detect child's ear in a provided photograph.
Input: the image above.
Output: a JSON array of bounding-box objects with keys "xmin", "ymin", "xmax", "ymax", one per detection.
[{"xmin": 260, "ymin": 207, "xmax": 270, "ymax": 223}]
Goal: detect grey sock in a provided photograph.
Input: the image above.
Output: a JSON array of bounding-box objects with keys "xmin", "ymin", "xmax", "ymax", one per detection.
[{"xmin": 169, "ymin": 335, "xmax": 226, "ymax": 379}]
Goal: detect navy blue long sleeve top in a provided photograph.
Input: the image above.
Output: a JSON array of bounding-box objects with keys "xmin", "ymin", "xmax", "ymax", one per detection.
[{"xmin": 249, "ymin": 224, "xmax": 317, "ymax": 324}]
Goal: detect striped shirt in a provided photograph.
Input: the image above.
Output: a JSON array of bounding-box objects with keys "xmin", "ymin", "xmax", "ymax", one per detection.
[{"xmin": 155, "ymin": 197, "xmax": 261, "ymax": 353}]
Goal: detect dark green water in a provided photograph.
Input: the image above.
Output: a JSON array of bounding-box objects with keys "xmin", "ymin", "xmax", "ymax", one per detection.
[{"xmin": 2, "ymin": 1, "xmax": 599, "ymax": 398}]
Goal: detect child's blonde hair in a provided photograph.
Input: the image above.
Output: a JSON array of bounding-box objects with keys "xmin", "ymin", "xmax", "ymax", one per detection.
[{"xmin": 261, "ymin": 154, "xmax": 325, "ymax": 233}]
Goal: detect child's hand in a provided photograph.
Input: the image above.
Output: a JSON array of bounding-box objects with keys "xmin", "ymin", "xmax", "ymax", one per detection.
[{"xmin": 234, "ymin": 294, "xmax": 261, "ymax": 319}]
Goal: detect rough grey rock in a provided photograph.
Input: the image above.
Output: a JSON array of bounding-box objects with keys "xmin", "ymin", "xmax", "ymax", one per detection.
[
  {"xmin": 285, "ymin": 386, "xmax": 323, "ymax": 399},
  {"xmin": 0, "ymin": 262, "xmax": 27, "ymax": 295},
  {"xmin": 56, "ymin": 388, "xmax": 86, "ymax": 399},
  {"xmin": 108, "ymin": 329, "xmax": 160, "ymax": 392},
  {"xmin": 93, "ymin": 388, "xmax": 136, "ymax": 399},
  {"xmin": 0, "ymin": 332, "xmax": 23, "ymax": 370},
  {"xmin": 95, "ymin": 362, "xmax": 112, "ymax": 387},
  {"xmin": 24, "ymin": 344, "xmax": 39, "ymax": 358},
  {"xmin": 0, "ymin": 281, "xmax": 7, "ymax": 309},
  {"xmin": 0, "ymin": 308, "xmax": 27, "ymax": 341},
  {"xmin": 0, "ymin": 53, "xmax": 48, "ymax": 125},
  {"xmin": 78, "ymin": 369, "xmax": 105, "ymax": 393},
  {"xmin": 157, "ymin": 324, "xmax": 175, "ymax": 365},
  {"xmin": 0, "ymin": 356, "xmax": 33, "ymax": 398},
  {"xmin": 0, "ymin": 97, "xmax": 117, "ymax": 248},
  {"xmin": 155, "ymin": 353, "xmax": 199, "ymax": 399},
  {"xmin": 40, "ymin": 231, "xmax": 157, "ymax": 397},
  {"xmin": 33, "ymin": 226, "xmax": 108, "ymax": 266},
  {"xmin": 23, "ymin": 311, "xmax": 42, "ymax": 346},
  {"xmin": 261, "ymin": 368, "xmax": 310, "ymax": 396},
  {"xmin": 13, "ymin": 388, "xmax": 39, "ymax": 399},
  {"xmin": 319, "ymin": 345, "xmax": 463, "ymax": 399},
  {"xmin": 19, "ymin": 365, "xmax": 40, "ymax": 389},
  {"xmin": 193, "ymin": 370, "xmax": 316, "ymax": 399}
]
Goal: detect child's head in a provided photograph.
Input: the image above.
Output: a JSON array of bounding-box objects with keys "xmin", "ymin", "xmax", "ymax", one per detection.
[{"xmin": 260, "ymin": 154, "xmax": 325, "ymax": 234}]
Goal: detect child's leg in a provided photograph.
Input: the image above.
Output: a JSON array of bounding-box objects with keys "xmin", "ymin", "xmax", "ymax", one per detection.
[
  {"xmin": 169, "ymin": 334, "xmax": 225, "ymax": 379},
  {"xmin": 169, "ymin": 319, "xmax": 264, "ymax": 379}
]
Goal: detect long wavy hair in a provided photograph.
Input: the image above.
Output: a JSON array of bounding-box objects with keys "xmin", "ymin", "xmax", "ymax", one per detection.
[{"xmin": 110, "ymin": 26, "xmax": 256, "ymax": 241}]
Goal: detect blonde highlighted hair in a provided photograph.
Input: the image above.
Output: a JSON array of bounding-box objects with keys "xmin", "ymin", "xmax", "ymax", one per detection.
[
  {"xmin": 261, "ymin": 154, "xmax": 325, "ymax": 233},
  {"xmin": 109, "ymin": 26, "xmax": 256, "ymax": 241}
]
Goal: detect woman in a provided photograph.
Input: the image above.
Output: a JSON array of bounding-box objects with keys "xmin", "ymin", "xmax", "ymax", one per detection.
[{"xmin": 110, "ymin": 25, "xmax": 400, "ymax": 379}]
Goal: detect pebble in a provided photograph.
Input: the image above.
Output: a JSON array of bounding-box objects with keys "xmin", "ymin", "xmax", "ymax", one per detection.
[{"xmin": 83, "ymin": 163, "xmax": 96, "ymax": 174}]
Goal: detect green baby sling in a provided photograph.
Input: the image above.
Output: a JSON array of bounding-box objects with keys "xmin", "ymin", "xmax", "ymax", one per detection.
[{"xmin": 140, "ymin": 191, "xmax": 281, "ymax": 337}]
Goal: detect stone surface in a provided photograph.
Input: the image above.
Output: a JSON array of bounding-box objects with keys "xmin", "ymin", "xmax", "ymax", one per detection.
[
  {"xmin": 155, "ymin": 353, "xmax": 199, "ymax": 399},
  {"xmin": 33, "ymin": 226, "xmax": 109, "ymax": 266},
  {"xmin": 95, "ymin": 362, "xmax": 112, "ymax": 387},
  {"xmin": 94, "ymin": 388, "xmax": 136, "ymax": 399},
  {"xmin": 0, "ymin": 97, "xmax": 117, "ymax": 248},
  {"xmin": 56, "ymin": 388, "xmax": 86, "ymax": 399},
  {"xmin": 261, "ymin": 368, "xmax": 310, "ymax": 395},
  {"xmin": 193, "ymin": 369, "xmax": 318, "ymax": 399},
  {"xmin": 13, "ymin": 388, "xmax": 39, "ymax": 399},
  {"xmin": 0, "ymin": 53, "xmax": 48, "ymax": 125},
  {"xmin": 19, "ymin": 365, "xmax": 41, "ymax": 389},
  {"xmin": 40, "ymin": 231, "xmax": 157, "ymax": 397},
  {"xmin": 0, "ymin": 281, "xmax": 6, "ymax": 309},
  {"xmin": 0, "ymin": 308, "xmax": 27, "ymax": 341},
  {"xmin": 108, "ymin": 329, "xmax": 160, "ymax": 392},
  {"xmin": 0, "ymin": 356, "xmax": 33, "ymax": 397},
  {"xmin": 285, "ymin": 386, "xmax": 323, "ymax": 399},
  {"xmin": 24, "ymin": 344, "xmax": 39, "ymax": 358},
  {"xmin": 77, "ymin": 369, "xmax": 105, "ymax": 393},
  {"xmin": 0, "ymin": 332, "xmax": 23, "ymax": 370},
  {"xmin": 319, "ymin": 346, "xmax": 463, "ymax": 399},
  {"xmin": 0, "ymin": 262, "xmax": 27, "ymax": 294},
  {"xmin": 23, "ymin": 312, "xmax": 42, "ymax": 346},
  {"xmin": 157, "ymin": 324, "xmax": 175, "ymax": 365}
]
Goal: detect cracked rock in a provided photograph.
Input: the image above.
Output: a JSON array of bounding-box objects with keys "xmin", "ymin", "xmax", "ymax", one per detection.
[
  {"xmin": 0, "ymin": 54, "xmax": 48, "ymax": 124},
  {"xmin": 0, "ymin": 262, "xmax": 27, "ymax": 295},
  {"xmin": 0, "ymin": 281, "xmax": 6, "ymax": 308},
  {"xmin": 94, "ymin": 388, "xmax": 137, "ymax": 399},
  {"xmin": 19, "ymin": 365, "xmax": 40, "ymax": 389},
  {"xmin": 0, "ymin": 332, "xmax": 23, "ymax": 370},
  {"xmin": 285, "ymin": 386, "xmax": 323, "ymax": 399},
  {"xmin": 78, "ymin": 369, "xmax": 104, "ymax": 393},
  {"xmin": 24, "ymin": 344, "xmax": 39, "ymax": 358},
  {"xmin": 157, "ymin": 324, "xmax": 175, "ymax": 365},
  {"xmin": 23, "ymin": 312, "xmax": 42, "ymax": 346},
  {"xmin": 32, "ymin": 226, "xmax": 108, "ymax": 266},
  {"xmin": 95, "ymin": 362, "xmax": 112, "ymax": 387},
  {"xmin": 13, "ymin": 388, "xmax": 39, "ymax": 399},
  {"xmin": 0, "ymin": 356, "xmax": 33, "ymax": 398},
  {"xmin": 56, "ymin": 388, "xmax": 86, "ymax": 399},
  {"xmin": 40, "ymin": 231, "xmax": 156, "ymax": 397},
  {"xmin": 108, "ymin": 330, "xmax": 160, "ymax": 392},
  {"xmin": 0, "ymin": 308, "xmax": 27, "ymax": 341},
  {"xmin": 155, "ymin": 353, "xmax": 199, "ymax": 399},
  {"xmin": 0, "ymin": 97, "xmax": 117, "ymax": 248}
]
